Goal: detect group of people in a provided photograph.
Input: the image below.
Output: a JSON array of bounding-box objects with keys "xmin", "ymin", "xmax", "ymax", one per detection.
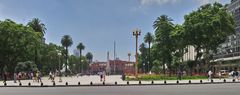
[
  {"xmin": 208, "ymin": 70, "xmax": 240, "ymax": 81},
  {"xmin": 229, "ymin": 71, "xmax": 240, "ymax": 80},
  {"xmin": 13, "ymin": 71, "xmax": 42, "ymax": 83}
]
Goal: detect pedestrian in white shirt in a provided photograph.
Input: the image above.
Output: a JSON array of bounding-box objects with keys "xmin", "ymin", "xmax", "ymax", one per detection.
[{"xmin": 208, "ymin": 70, "xmax": 212, "ymax": 81}]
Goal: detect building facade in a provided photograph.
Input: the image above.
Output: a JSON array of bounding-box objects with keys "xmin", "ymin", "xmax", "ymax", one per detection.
[
  {"xmin": 89, "ymin": 61, "xmax": 107, "ymax": 74},
  {"xmin": 89, "ymin": 59, "xmax": 135, "ymax": 75},
  {"xmin": 213, "ymin": 0, "xmax": 240, "ymax": 71},
  {"xmin": 183, "ymin": 45, "xmax": 196, "ymax": 61}
]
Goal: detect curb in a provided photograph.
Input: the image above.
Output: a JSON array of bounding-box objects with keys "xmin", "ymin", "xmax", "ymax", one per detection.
[{"xmin": 1, "ymin": 81, "xmax": 240, "ymax": 87}]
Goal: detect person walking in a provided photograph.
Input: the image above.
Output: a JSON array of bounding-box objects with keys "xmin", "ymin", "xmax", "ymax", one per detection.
[
  {"xmin": 218, "ymin": 71, "xmax": 222, "ymax": 80},
  {"xmin": 36, "ymin": 71, "xmax": 42, "ymax": 83},
  {"xmin": 34, "ymin": 72, "xmax": 37, "ymax": 82},
  {"xmin": 13, "ymin": 73, "xmax": 17, "ymax": 83},
  {"xmin": 48, "ymin": 71, "xmax": 53, "ymax": 80},
  {"xmin": 17, "ymin": 72, "xmax": 22, "ymax": 83},
  {"xmin": 3, "ymin": 72, "xmax": 7, "ymax": 84},
  {"xmin": 177, "ymin": 70, "xmax": 182, "ymax": 80},
  {"xmin": 52, "ymin": 72, "xmax": 55, "ymax": 82},
  {"xmin": 103, "ymin": 71, "xmax": 106, "ymax": 82},
  {"xmin": 39, "ymin": 71, "xmax": 42, "ymax": 83},
  {"xmin": 30, "ymin": 72, "xmax": 34, "ymax": 82},
  {"xmin": 99, "ymin": 72, "xmax": 103, "ymax": 82},
  {"xmin": 208, "ymin": 70, "xmax": 212, "ymax": 81},
  {"xmin": 235, "ymin": 71, "xmax": 239, "ymax": 80}
]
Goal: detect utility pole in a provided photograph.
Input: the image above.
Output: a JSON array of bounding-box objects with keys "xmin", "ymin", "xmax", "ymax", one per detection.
[{"xmin": 133, "ymin": 28, "xmax": 141, "ymax": 78}]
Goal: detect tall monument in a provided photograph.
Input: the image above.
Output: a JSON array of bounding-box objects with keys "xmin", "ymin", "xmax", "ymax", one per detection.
[{"xmin": 106, "ymin": 51, "xmax": 111, "ymax": 74}]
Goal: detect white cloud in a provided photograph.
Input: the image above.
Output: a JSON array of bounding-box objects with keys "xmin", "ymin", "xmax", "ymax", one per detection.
[{"xmin": 140, "ymin": 0, "xmax": 179, "ymax": 6}]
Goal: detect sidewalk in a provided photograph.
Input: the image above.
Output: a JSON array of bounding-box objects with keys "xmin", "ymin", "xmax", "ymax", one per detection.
[{"xmin": 0, "ymin": 75, "xmax": 239, "ymax": 86}]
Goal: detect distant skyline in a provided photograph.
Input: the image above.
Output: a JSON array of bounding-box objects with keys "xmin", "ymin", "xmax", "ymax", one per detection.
[{"xmin": 0, "ymin": 0, "xmax": 229, "ymax": 61}]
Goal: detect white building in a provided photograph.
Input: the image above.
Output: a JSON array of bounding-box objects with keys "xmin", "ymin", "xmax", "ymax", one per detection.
[{"xmin": 183, "ymin": 45, "xmax": 196, "ymax": 61}]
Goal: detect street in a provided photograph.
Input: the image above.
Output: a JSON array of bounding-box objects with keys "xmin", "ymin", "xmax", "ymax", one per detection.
[{"xmin": 0, "ymin": 83, "xmax": 239, "ymax": 95}]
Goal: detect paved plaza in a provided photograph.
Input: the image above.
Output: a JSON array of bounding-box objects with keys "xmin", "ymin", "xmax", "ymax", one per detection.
[
  {"xmin": 0, "ymin": 75, "xmax": 239, "ymax": 86},
  {"xmin": 0, "ymin": 83, "xmax": 240, "ymax": 95}
]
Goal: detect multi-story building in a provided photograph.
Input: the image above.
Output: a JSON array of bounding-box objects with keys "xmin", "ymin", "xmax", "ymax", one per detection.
[
  {"xmin": 89, "ymin": 59, "xmax": 135, "ymax": 75},
  {"xmin": 213, "ymin": 0, "xmax": 240, "ymax": 71},
  {"xmin": 183, "ymin": 45, "xmax": 196, "ymax": 61},
  {"xmin": 89, "ymin": 61, "xmax": 107, "ymax": 74},
  {"xmin": 108, "ymin": 59, "xmax": 135, "ymax": 74}
]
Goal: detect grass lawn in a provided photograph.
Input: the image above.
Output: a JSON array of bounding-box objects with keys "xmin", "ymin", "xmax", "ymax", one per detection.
[{"xmin": 126, "ymin": 74, "xmax": 208, "ymax": 81}]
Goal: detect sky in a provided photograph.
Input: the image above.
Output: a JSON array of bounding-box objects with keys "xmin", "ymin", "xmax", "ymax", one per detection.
[{"xmin": 0, "ymin": 0, "xmax": 230, "ymax": 62}]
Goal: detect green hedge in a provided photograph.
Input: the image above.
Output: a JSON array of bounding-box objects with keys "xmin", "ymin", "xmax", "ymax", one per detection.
[{"xmin": 126, "ymin": 75, "xmax": 207, "ymax": 81}]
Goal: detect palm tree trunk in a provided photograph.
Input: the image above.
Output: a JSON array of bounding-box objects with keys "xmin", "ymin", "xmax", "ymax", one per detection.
[
  {"xmin": 35, "ymin": 46, "xmax": 38, "ymax": 68},
  {"xmin": 162, "ymin": 59, "xmax": 166, "ymax": 75},
  {"xmin": 148, "ymin": 42, "xmax": 151, "ymax": 72},
  {"xmin": 65, "ymin": 47, "xmax": 68, "ymax": 76},
  {"xmin": 80, "ymin": 50, "xmax": 82, "ymax": 74}
]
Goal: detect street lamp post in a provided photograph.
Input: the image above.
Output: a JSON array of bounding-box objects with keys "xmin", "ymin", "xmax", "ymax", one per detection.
[
  {"xmin": 81, "ymin": 59, "xmax": 84, "ymax": 75},
  {"xmin": 128, "ymin": 53, "xmax": 131, "ymax": 62},
  {"xmin": 58, "ymin": 51, "xmax": 62, "ymax": 82},
  {"xmin": 133, "ymin": 28, "xmax": 141, "ymax": 78}
]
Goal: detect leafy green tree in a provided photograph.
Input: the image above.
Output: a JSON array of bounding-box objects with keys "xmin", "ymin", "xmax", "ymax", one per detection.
[
  {"xmin": 0, "ymin": 19, "xmax": 41, "ymax": 74},
  {"xmin": 153, "ymin": 15, "xmax": 175, "ymax": 75},
  {"xmin": 27, "ymin": 18, "xmax": 46, "ymax": 70},
  {"xmin": 183, "ymin": 2, "xmax": 235, "ymax": 71},
  {"xmin": 77, "ymin": 42, "xmax": 85, "ymax": 73},
  {"xmin": 61, "ymin": 35, "xmax": 73, "ymax": 75},
  {"xmin": 139, "ymin": 43, "xmax": 148, "ymax": 73},
  {"xmin": 186, "ymin": 60, "xmax": 196, "ymax": 76},
  {"xmin": 40, "ymin": 43, "xmax": 65, "ymax": 74},
  {"xmin": 170, "ymin": 25, "xmax": 187, "ymax": 73},
  {"xmin": 68, "ymin": 55, "xmax": 80, "ymax": 73},
  {"xmin": 15, "ymin": 61, "xmax": 38, "ymax": 73},
  {"xmin": 151, "ymin": 60, "xmax": 162, "ymax": 74},
  {"xmin": 68, "ymin": 55, "xmax": 88, "ymax": 74},
  {"xmin": 144, "ymin": 32, "xmax": 154, "ymax": 72}
]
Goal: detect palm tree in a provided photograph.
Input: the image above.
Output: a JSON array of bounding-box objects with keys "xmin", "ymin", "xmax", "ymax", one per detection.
[
  {"xmin": 144, "ymin": 32, "xmax": 154, "ymax": 72},
  {"xmin": 77, "ymin": 42, "xmax": 85, "ymax": 73},
  {"xmin": 86, "ymin": 52, "xmax": 93, "ymax": 63},
  {"xmin": 153, "ymin": 15, "xmax": 173, "ymax": 29},
  {"xmin": 27, "ymin": 18, "xmax": 46, "ymax": 35},
  {"xmin": 27, "ymin": 18, "xmax": 46, "ymax": 70},
  {"xmin": 61, "ymin": 35, "xmax": 73, "ymax": 75},
  {"xmin": 153, "ymin": 15, "xmax": 174, "ymax": 75}
]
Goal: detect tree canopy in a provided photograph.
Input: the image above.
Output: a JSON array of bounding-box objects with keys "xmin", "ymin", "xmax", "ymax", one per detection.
[{"xmin": 183, "ymin": 2, "xmax": 235, "ymax": 63}]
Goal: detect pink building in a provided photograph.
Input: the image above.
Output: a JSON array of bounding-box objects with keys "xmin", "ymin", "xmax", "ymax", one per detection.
[{"xmin": 89, "ymin": 59, "xmax": 135, "ymax": 75}]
